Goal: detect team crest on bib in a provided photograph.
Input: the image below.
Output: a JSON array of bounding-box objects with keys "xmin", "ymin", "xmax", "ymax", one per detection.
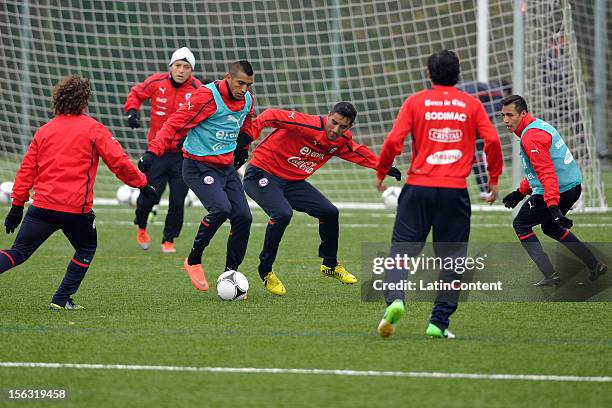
[
  {"xmin": 185, "ymin": 93, "xmax": 192, "ymax": 100},
  {"xmin": 203, "ymin": 176, "xmax": 214, "ymax": 185},
  {"xmin": 258, "ymin": 178, "xmax": 269, "ymax": 187}
]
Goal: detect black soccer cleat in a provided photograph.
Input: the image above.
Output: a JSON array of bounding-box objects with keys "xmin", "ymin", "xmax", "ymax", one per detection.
[
  {"xmin": 588, "ymin": 262, "xmax": 607, "ymax": 282},
  {"xmin": 534, "ymin": 274, "xmax": 561, "ymax": 287}
]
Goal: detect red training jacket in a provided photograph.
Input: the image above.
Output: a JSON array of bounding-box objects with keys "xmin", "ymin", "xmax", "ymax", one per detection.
[
  {"xmin": 377, "ymin": 85, "xmax": 503, "ymax": 189},
  {"xmin": 11, "ymin": 114, "xmax": 147, "ymax": 214},
  {"xmin": 123, "ymin": 73, "xmax": 202, "ymax": 147},
  {"xmin": 250, "ymin": 109, "xmax": 377, "ymax": 181},
  {"xmin": 148, "ymin": 80, "xmax": 254, "ymax": 167},
  {"xmin": 515, "ymin": 113, "xmax": 560, "ymax": 206}
]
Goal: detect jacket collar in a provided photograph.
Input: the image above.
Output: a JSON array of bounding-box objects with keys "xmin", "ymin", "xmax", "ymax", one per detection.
[{"xmin": 514, "ymin": 112, "xmax": 536, "ymax": 137}]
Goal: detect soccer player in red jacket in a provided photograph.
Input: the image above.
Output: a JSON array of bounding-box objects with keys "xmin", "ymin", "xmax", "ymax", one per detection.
[
  {"xmin": 500, "ymin": 95, "xmax": 606, "ymax": 286},
  {"xmin": 124, "ymin": 47, "xmax": 203, "ymax": 253},
  {"xmin": 0, "ymin": 75, "xmax": 156, "ymax": 310},
  {"xmin": 138, "ymin": 61, "xmax": 255, "ymax": 292},
  {"xmin": 375, "ymin": 50, "xmax": 503, "ymax": 339},
  {"xmin": 242, "ymin": 102, "xmax": 401, "ymax": 296}
]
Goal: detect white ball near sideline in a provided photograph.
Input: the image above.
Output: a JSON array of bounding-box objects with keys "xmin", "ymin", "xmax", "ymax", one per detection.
[
  {"xmin": 0, "ymin": 181, "xmax": 13, "ymax": 204},
  {"xmin": 382, "ymin": 186, "xmax": 402, "ymax": 210},
  {"xmin": 117, "ymin": 185, "xmax": 140, "ymax": 206},
  {"xmin": 116, "ymin": 185, "xmax": 133, "ymax": 205},
  {"xmin": 129, "ymin": 188, "xmax": 140, "ymax": 207},
  {"xmin": 184, "ymin": 189, "xmax": 199, "ymax": 207}
]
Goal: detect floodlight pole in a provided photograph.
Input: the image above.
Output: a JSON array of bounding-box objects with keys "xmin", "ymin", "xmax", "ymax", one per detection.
[{"xmin": 512, "ymin": 0, "xmax": 525, "ymax": 210}]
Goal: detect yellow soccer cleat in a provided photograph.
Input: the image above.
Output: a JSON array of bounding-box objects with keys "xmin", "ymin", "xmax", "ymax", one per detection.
[
  {"xmin": 320, "ymin": 263, "xmax": 357, "ymax": 284},
  {"xmin": 263, "ymin": 272, "xmax": 286, "ymax": 296}
]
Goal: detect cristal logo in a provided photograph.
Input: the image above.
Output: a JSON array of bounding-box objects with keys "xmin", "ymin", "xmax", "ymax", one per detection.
[
  {"xmin": 428, "ymin": 128, "xmax": 463, "ymax": 143},
  {"xmin": 426, "ymin": 149, "xmax": 463, "ymax": 165}
]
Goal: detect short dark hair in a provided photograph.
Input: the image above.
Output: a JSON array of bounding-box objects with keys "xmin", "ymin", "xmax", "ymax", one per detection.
[
  {"xmin": 229, "ymin": 60, "xmax": 254, "ymax": 76},
  {"xmin": 501, "ymin": 94, "xmax": 529, "ymax": 113},
  {"xmin": 330, "ymin": 102, "xmax": 357, "ymax": 124},
  {"xmin": 427, "ymin": 50, "xmax": 460, "ymax": 86},
  {"xmin": 51, "ymin": 75, "xmax": 91, "ymax": 115}
]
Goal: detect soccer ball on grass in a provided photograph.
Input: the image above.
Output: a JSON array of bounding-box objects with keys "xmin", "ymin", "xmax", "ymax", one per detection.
[{"xmin": 216, "ymin": 270, "xmax": 249, "ymax": 301}]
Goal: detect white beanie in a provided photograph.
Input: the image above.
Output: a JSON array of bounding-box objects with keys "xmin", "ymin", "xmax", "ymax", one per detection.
[{"xmin": 169, "ymin": 47, "xmax": 195, "ymax": 70}]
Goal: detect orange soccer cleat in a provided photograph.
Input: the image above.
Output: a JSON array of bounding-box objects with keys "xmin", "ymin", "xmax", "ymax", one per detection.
[
  {"xmin": 161, "ymin": 241, "xmax": 176, "ymax": 253},
  {"xmin": 136, "ymin": 228, "xmax": 151, "ymax": 250},
  {"xmin": 183, "ymin": 258, "xmax": 209, "ymax": 291}
]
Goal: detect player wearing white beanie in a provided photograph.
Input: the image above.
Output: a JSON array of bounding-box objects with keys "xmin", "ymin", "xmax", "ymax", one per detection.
[
  {"xmin": 169, "ymin": 47, "xmax": 196, "ymax": 71},
  {"xmin": 124, "ymin": 47, "xmax": 202, "ymax": 254}
]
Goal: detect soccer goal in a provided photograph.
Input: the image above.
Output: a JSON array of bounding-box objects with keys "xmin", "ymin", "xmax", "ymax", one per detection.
[{"xmin": 0, "ymin": 0, "xmax": 606, "ymax": 210}]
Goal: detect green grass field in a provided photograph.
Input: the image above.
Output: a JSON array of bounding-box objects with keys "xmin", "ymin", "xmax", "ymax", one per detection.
[{"xmin": 0, "ymin": 204, "xmax": 611, "ymax": 407}]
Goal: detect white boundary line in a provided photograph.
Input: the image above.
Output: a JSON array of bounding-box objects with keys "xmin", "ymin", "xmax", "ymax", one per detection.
[
  {"xmin": 92, "ymin": 198, "xmax": 611, "ymax": 213},
  {"xmin": 95, "ymin": 220, "xmax": 612, "ymax": 228},
  {"xmin": 0, "ymin": 362, "xmax": 610, "ymax": 383}
]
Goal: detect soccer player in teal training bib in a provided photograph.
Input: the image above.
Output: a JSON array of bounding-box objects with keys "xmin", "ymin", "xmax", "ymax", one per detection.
[
  {"xmin": 139, "ymin": 61, "xmax": 255, "ymax": 292},
  {"xmin": 500, "ymin": 95, "xmax": 606, "ymax": 287}
]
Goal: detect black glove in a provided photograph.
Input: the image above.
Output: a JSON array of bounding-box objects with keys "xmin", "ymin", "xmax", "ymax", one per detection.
[
  {"xmin": 138, "ymin": 151, "xmax": 157, "ymax": 172},
  {"xmin": 549, "ymin": 205, "xmax": 573, "ymax": 229},
  {"xmin": 139, "ymin": 184, "xmax": 159, "ymax": 204},
  {"xmin": 502, "ymin": 190, "xmax": 525, "ymax": 209},
  {"xmin": 233, "ymin": 133, "xmax": 252, "ymax": 170},
  {"xmin": 127, "ymin": 108, "xmax": 140, "ymax": 129},
  {"xmin": 4, "ymin": 205, "xmax": 23, "ymax": 234},
  {"xmin": 387, "ymin": 166, "xmax": 402, "ymax": 181}
]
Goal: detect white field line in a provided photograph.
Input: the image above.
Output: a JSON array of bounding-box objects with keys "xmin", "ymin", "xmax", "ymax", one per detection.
[
  {"xmin": 93, "ymin": 198, "xmax": 611, "ymax": 213},
  {"xmin": 0, "ymin": 362, "xmax": 610, "ymax": 383},
  {"xmin": 95, "ymin": 220, "xmax": 612, "ymax": 229}
]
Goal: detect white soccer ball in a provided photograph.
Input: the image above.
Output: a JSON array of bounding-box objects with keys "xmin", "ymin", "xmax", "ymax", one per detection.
[
  {"xmin": 116, "ymin": 185, "xmax": 133, "ymax": 205},
  {"xmin": 216, "ymin": 270, "xmax": 249, "ymax": 301},
  {"xmin": 129, "ymin": 188, "xmax": 140, "ymax": 207},
  {"xmin": 184, "ymin": 189, "xmax": 199, "ymax": 207},
  {"xmin": 382, "ymin": 186, "xmax": 402, "ymax": 210},
  {"xmin": 0, "ymin": 181, "xmax": 13, "ymax": 204}
]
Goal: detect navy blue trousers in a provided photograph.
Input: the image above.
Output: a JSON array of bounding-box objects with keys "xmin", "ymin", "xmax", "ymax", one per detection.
[
  {"xmin": 0, "ymin": 206, "xmax": 97, "ymax": 306},
  {"xmin": 243, "ymin": 165, "xmax": 339, "ymax": 279},
  {"xmin": 384, "ymin": 185, "xmax": 471, "ymax": 331},
  {"xmin": 512, "ymin": 185, "xmax": 597, "ymax": 278},
  {"xmin": 135, "ymin": 151, "xmax": 189, "ymax": 243},
  {"xmin": 182, "ymin": 159, "xmax": 252, "ymax": 270}
]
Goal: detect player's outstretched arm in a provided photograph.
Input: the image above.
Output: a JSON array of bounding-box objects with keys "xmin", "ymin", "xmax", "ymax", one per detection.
[
  {"xmin": 148, "ymin": 88, "xmax": 216, "ymax": 157},
  {"xmin": 474, "ymin": 104, "xmax": 503, "ymax": 202},
  {"xmin": 94, "ymin": 123, "xmax": 147, "ymax": 189},
  {"xmin": 376, "ymin": 99, "xmax": 412, "ymax": 183},
  {"xmin": 522, "ymin": 129, "xmax": 560, "ymax": 207},
  {"xmin": 11, "ymin": 132, "xmax": 40, "ymax": 207}
]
